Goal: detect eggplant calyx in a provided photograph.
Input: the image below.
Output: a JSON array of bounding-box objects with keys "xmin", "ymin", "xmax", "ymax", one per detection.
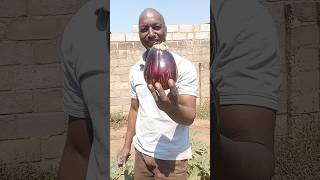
[{"xmin": 152, "ymin": 41, "xmax": 169, "ymax": 50}]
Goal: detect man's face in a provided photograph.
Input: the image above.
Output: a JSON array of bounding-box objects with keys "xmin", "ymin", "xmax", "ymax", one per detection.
[{"xmin": 139, "ymin": 11, "xmax": 167, "ymax": 49}]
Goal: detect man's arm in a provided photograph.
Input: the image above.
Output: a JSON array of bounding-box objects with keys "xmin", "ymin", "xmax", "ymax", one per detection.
[
  {"xmin": 58, "ymin": 116, "xmax": 93, "ymax": 180},
  {"xmin": 117, "ymin": 99, "xmax": 139, "ymax": 165},
  {"xmin": 215, "ymin": 105, "xmax": 276, "ymax": 180},
  {"xmin": 148, "ymin": 79, "xmax": 196, "ymax": 126}
]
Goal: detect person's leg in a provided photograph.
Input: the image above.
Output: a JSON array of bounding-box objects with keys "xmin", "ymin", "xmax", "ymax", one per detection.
[
  {"xmin": 134, "ymin": 149, "xmax": 155, "ymax": 180},
  {"xmin": 153, "ymin": 158, "xmax": 188, "ymax": 180}
]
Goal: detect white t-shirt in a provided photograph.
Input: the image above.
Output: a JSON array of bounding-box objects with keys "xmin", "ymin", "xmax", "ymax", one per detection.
[{"xmin": 129, "ymin": 52, "xmax": 198, "ymax": 160}]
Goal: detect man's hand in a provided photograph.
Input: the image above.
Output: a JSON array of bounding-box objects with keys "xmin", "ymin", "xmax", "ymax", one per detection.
[
  {"xmin": 147, "ymin": 79, "xmax": 196, "ymax": 125},
  {"xmin": 147, "ymin": 79, "xmax": 179, "ymax": 113},
  {"xmin": 117, "ymin": 147, "xmax": 131, "ymax": 167}
]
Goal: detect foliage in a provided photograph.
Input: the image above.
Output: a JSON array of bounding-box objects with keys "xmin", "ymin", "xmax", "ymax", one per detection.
[
  {"xmin": 110, "ymin": 159, "xmax": 134, "ymax": 180},
  {"xmin": 187, "ymin": 130, "xmax": 210, "ymax": 180},
  {"xmin": 110, "ymin": 112, "xmax": 128, "ymax": 129}
]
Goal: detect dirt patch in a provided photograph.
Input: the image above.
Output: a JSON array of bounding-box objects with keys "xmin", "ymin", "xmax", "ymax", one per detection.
[{"xmin": 110, "ymin": 119, "xmax": 210, "ymax": 160}]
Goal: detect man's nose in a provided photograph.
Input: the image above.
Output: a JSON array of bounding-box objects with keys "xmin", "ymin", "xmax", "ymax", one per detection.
[{"xmin": 147, "ymin": 27, "xmax": 156, "ymax": 38}]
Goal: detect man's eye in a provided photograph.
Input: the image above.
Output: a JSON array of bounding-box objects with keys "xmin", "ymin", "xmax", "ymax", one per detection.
[
  {"xmin": 153, "ymin": 25, "xmax": 162, "ymax": 30},
  {"xmin": 139, "ymin": 26, "xmax": 148, "ymax": 32}
]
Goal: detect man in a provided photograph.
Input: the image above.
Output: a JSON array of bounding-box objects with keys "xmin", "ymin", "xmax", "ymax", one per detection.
[
  {"xmin": 58, "ymin": 0, "xmax": 109, "ymax": 179},
  {"xmin": 211, "ymin": 0, "xmax": 282, "ymax": 179},
  {"xmin": 117, "ymin": 8, "xmax": 198, "ymax": 179}
]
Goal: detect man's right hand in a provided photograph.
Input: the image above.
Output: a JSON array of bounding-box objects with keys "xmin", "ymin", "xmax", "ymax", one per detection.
[{"xmin": 117, "ymin": 147, "xmax": 131, "ymax": 167}]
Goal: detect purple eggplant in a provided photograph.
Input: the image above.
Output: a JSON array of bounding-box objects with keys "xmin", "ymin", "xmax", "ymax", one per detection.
[{"xmin": 144, "ymin": 43, "xmax": 177, "ymax": 90}]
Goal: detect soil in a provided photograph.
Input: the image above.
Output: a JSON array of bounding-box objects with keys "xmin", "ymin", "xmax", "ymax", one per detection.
[{"xmin": 110, "ymin": 119, "xmax": 210, "ymax": 161}]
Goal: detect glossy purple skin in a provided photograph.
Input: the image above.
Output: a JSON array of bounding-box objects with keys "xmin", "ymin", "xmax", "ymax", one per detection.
[{"xmin": 144, "ymin": 48, "xmax": 177, "ymax": 90}]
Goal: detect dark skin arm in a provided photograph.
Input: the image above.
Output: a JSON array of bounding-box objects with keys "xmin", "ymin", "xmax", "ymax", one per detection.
[
  {"xmin": 215, "ymin": 104, "xmax": 276, "ymax": 180},
  {"xmin": 117, "ymin": 99, "xmax": 139, "ymax": 166},
  {"xmin": 147, "ymin": 79, "xmax": 196, "ymax": 126},
  {"xmin": 58, "ymin": 115, "xmax": 93, "ymax": 180}
]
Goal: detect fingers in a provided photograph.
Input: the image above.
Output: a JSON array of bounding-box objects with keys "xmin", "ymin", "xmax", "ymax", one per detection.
[
  {"xmin": 148, "ymin": 84, "xmax": 159, "ymax": 102},
  {"xmin": 168, "ymin": 79, "xmax": 178, "ymax": 97},
  {"xmin": 154, "ymin": 83, "xmax": 167, "ymax": 101}
]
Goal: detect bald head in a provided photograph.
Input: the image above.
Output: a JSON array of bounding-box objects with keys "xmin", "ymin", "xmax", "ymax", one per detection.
[
  {"xmin": 139, "ymin": 8, "xmax": 166, "ymax": 26},
  {"xmin": 138, "ymin": 8, "xmax": 167, "ymax": 49}
]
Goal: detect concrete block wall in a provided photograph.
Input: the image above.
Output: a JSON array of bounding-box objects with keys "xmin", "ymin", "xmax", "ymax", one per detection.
[
  {"xmin": 0, "ymin": 0, "xmax": 89, "ymax": 168},
  {"xmin": 110, "ymin": 24, "xmax": 210, "ymax": 113}
]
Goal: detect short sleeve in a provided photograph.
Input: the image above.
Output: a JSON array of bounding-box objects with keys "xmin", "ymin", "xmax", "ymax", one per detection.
[
  {"xmin": 176, "ymin": 59, "xmax": 198, "ymax": 97},
  {"xmin": 61, "ymin": 19, "xmax": 90, "ymax": 118},
  {"xmin": 212, "ymin": 0, "xmax": 282, "ymax": 111},
  {"xmin": 129, "ymin": 68, "xmax": 138, "ymax": 99}
]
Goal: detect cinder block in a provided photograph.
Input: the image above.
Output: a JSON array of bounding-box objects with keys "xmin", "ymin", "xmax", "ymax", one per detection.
[
  {"xmin": 112, "ymin": 82, "xmax": 129, "ymax": 90},
  {"xmin": 112, "ymin": 67, "xmax": 130, "ymax": 75},
  {"xmin": 187, "ymin": 33, "xmax": 193, "ymax": 40},
  {"xmin": 291, "ymin": 70, "xmax": 318, "ymax": 94},
  {"xmin": 110, "ymin": 75, "xmax": 120, "ymax": 83},
  {"xmin": 200, "ymin": 24, "xmax": 210, "ymax": 32},
  {"xmin": 0, "ymin": 66, "xmax": 13, "ymax": 91},
  {"xmin": 291, "ymin": 113, "xmax": 317, "ymax": 139},
  {"xmin": 167, "ymin": 25, "xmax": 179, "ymax": 32},
  {"xmin": 110, "ymin": 42, "xmax": 118, "ymax": 50},
  {"xmin": 29, "ymin": 0, "xmax": 77, "ymax": 15},
  {"xmin": 111, "ymin": 33, "xmax": 125, "ymax": 41},
  {"xmin": 110, "ymin": 97, "xmax": 131, "ymax": 106},
  {"xmin": 275, "ymin": 114, "xmax": 288, "ymax": 137},
  {"xmin": 290, "ymin": 90, "xmax": 319, "ymax": 115},
  {"xmin": 15, "ymin": 112, "xmax": 66, "ymax": 138},
  {"xmin": 291, "ymin": 25, "xmax": 318, "ymax": 51},
  {"xmin": 119, "ymin": 74, "xmax": 129, "ymax": 82},
  {"xmin": 0, "ymin": 91, "xmax": 33, "ymax": 114},
  {"xmin": 133, "ymin": 42, "xmax": 145, "ymax": 50},
  {"xmin": 110, "ymin": 106, "xmax": 122, "ymax": 113},
  {"xmin": 195, "ymin": 32, "xmax": 209, "ymax": 40},
  {"xmin": 0, "ymin": 138, "xmax": 41, "ymax": 164},
  {"xmin": 33, "ymin": 89, "xmax": 63, "ymax": 112},
  {"xmin": 0, "ymin": 0, "xmax": 27, "ymax": 17},
  {"xmin": 118, "ymin": 42, "xmax": 133, "ymax": 50},
  {"xmin": 34, "ymin": 40, "xmax": 59, "ymax": 64},
  {"xmin": 293, "ymin": 47, "xmax": 318, "ymax": 72},
  {"xmin": 0, "ymin": 115, "xmax": 16, "ymax": 140},
  {"xmin": 179, "ymin": 25, "xmax": 193, "ymax": 32},
  {"xmin": 0, "ymin": 23, "xmax": 6, "ymax": 40},
  {"xmin": 177, "ymin": 40, "xmax": 193, "ymax": 48},
  {"xmin": 125, "ymin": 33, "xmax": 140, "ymax": 42},
  {"xmin": 166, "ymin": 33, "xmax": 173, "ymax": 41},
  {"xmin": 41, "ymin": 134, "xmax": 66, "ymax": 159},
  {"xmin": 0, "ymin": 41, "xmax": 34, "ymax": 65},
  {"xmin": 14, "ymin": 65, "xmax": 62, "ymax": 90},
  {"xmin": 290, "ymin": 2, "xmax": 317, "ymax": 22},
  {"xmin": 7, "ymin": 17, "xmax": 60, "ymax": 40},
  {"xmin": 172, "ymin": 33, "xmax": 187, "ymax": 40}
]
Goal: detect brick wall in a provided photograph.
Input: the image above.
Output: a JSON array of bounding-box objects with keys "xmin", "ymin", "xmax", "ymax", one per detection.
[
  {"xmin": 110, "ymin": 24, "xmax": 210, "ymax": 113},
  {"xmin": 0, "ymin": 0, "xmax": 88, "ymax": 169},
  {"xmin": 262, "ymin": 1, "xmax": 320, "ymax": 179}
]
